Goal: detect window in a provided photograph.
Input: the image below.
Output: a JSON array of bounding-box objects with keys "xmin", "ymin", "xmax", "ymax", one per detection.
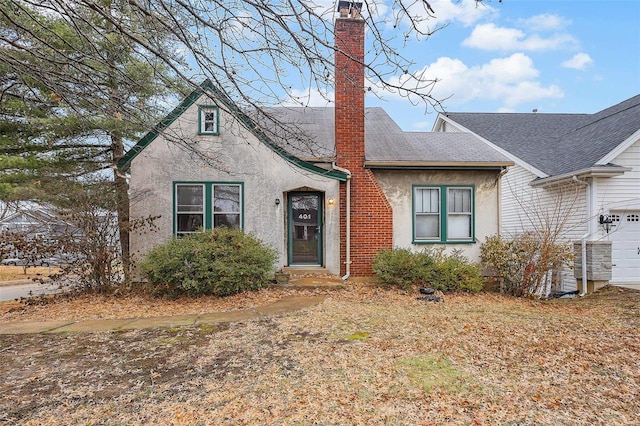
[
  {"xmin": 413, "ymin": 185, "xmax": 474, "ymax": 243},
  {"xmin": 414, "ymin": 187, "xmax": 440, "ymax": 240},
  {"xmin": 198, "ymin": 105, "xmax": 219, "ymax": 135},
  {"xmin": 176, "ymin": 184, "xmax": 204, "ymax": 236},
  {"xmin": 175, "ymin": 182, "xmax": 243, "ymax": 236},
  {"xmin": 213, "ymin": 185, "xmax": 241, "ymax": 228}
]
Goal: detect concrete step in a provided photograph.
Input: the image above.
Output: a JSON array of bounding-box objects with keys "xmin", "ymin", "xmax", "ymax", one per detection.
[{"xmin": 273, "ymin": 267, "xmax": 345, "ymax": 289}]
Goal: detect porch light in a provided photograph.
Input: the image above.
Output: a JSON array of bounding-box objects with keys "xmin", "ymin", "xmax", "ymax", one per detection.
[
  {"xmin": 328, "ymin": 198, "xmax": 335, "ymax": 205},
  {"xmin": 275, "ymin": 198, "xmax": 280, "ymax": 205}
]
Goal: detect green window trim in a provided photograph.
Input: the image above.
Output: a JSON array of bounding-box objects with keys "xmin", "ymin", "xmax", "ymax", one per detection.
[
  {"xmin": 412, "ymin": 184, "xmax": 475, "ymax": 244},
  {"xmin": 173, "ymin": 181, "xmax": 244, "ymax": 236},
  {"xmin": 198, "ymin": 105, "xmax": 220, "ymax": 135}
]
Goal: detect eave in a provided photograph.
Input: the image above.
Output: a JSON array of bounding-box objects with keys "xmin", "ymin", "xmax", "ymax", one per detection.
[
  {"xmin": 530, "ymin": 165, "xmax": 631, "ymax": 188},
  {"xmin": 364, "ymin": 160, "xmax": 514, "ymax": 170}
]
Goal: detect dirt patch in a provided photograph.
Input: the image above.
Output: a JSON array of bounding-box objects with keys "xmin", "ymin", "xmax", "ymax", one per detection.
[{"xmin": 1, "ymin": 284, "xmax": 639, "ymax": 425}]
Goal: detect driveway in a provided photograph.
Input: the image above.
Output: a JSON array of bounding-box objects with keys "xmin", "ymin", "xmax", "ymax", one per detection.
[{"xmin": 0, "ymin": 280, "xmax": 63, "ymax": 301}]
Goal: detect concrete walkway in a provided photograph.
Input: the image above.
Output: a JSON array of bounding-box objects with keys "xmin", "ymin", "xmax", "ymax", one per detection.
[{"xmin": 0, "ymin": 295, "xmax": 327, "ymax": 335}]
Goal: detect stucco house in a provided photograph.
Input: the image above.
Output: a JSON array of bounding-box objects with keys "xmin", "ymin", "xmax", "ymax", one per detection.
[
  {"xmin": 434, "ymin": 94, "xmax": 640, "ymax": 291},
  {"xmin": 119, "ymin": 3, "xmax": 513, "ymax": 280}
]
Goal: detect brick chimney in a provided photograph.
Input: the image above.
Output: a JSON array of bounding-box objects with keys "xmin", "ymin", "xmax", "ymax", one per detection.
[{"xmin": 335, "ymin": 1, "xmax": 393, "ymax": 276}]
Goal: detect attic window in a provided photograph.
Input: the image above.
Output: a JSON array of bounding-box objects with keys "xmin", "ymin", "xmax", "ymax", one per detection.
[{"xmin": 198, "ymin": 105, "xmax": 219, "ymax": 135}]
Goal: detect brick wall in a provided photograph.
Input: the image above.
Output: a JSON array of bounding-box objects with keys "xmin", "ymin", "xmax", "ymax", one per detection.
[{"xmin": 335, "ymin": 16, "xmax": 393, "ymax": 276}]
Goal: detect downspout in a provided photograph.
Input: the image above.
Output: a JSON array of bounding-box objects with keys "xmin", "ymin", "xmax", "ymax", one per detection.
[
  {"xmin": 333, "ymin": 162, "xmax": 352, "ymax": 280},
  {"xmin": 497, "ymin": 166, "xmax": 509, "ymax": 236},
  {"xmin": 573, "ymin": 175, "xmax": 591, "ymax": 296}
]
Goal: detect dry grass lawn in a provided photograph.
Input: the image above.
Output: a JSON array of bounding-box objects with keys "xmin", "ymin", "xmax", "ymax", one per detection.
[
  {"xmin": 0, "ymin": 265, "xmax": 58, "ymax": 282},
  {"xmin": 1, "ymin": 283, "xmax": 639, "ymax": 425}
]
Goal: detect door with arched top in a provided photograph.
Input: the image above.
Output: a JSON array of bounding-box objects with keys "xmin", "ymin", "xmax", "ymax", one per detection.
[{"xmin": 288, "ymin": 192, "xmax": 323, "ymax": 265}]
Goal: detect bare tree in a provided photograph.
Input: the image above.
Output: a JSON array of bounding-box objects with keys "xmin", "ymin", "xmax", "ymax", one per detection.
[
  {"xmin": 481, "ymin": 178, "xmax": 583, "ymax": 297},
  {"xmin": 2, "ymin": 0, "xmax": 492, "ymax": 281}
]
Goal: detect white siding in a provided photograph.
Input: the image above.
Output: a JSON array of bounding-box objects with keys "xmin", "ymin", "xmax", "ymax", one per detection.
[
  {"xmin": 595, "ymin": 137, "xmax": 640, "ymax": 284},
  {"xmin": 501, "ymin": 165, "xmax": 588, "ymax": 290},
  {"xmin": 501, "ymin": 165, "xmax": 588, "ymax": 240},
  {"xmin": 596, "ymin": 137, "xmax": 640, "ymax": 217},
  {"xmin": 440, "ymin": 121, "xmax": 464, "ymax": 133}
]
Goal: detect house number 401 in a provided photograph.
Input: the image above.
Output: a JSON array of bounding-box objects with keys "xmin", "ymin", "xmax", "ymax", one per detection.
[{"xmin": 299, "ymin": 214, "xmax": 312, "ymax": 220}]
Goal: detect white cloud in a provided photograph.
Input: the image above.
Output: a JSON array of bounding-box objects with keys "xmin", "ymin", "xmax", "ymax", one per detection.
[
  {"xmin": 281, "ymin": 87, "xmax": 334, "ymax": 107},
  {"xmin": 426, "ymin": 0, "xmax": 497, "ymax": 26},
  {"xmin": 374, "ymin": 53, "xmax": 563, "ymax": 109},
  {"xmin": 393, "ymin": 0, "xmax": 496, "ymax": 36},
  {"xmin": 518, "ymin": 13, "xmax": 571, "ymax": 32},
  {"xmin": 479, "ymin": 53, "xmax": 539, "ymax": 83},
  {"xmin": 561, "ymin": 52, "xmax": 593, "ymax": 70},
  {"xmin": 463, "ymin": 22, "xmax": 578, "ymax": 51}
]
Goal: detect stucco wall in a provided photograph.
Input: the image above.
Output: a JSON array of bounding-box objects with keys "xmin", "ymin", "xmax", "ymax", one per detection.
[
  {"xmin": 129, "ymin": 97, "xmax": 342, "ymax": 278},
  {"xmin": 372, "ymin": 169, "xmax": 502, "ymax": 262}
]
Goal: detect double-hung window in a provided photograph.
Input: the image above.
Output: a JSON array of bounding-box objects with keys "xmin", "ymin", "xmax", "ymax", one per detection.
[
  {"xmin": 176, "ymin": 184, "xmax": 204, "ymax": 236},
  {"xmin": 198, "ymin": 105, "xmax": 219, "ymax": 135},
  {"xmin": 413, "ymin": 185, "xmax": 474, "ymax": 243},
  {"xmin": 175, "ymin": 182, "xmax": 243, "ymax": 236},
  {"xmin": 213, "ymin": 185, "xmax": 241, "ymax": 228}
]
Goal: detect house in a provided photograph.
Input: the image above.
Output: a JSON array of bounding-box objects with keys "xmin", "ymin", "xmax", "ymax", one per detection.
[
  {"xmin": 435, "ymin": 95, "xmax": 640, "ymax": 291},
  {"xmin": 0, "ymin": 207, "xmax": 72, "ymax": 237},
  {"xmin": 119, "ymin": 2, "xmax": 513, "ymax": 280}
]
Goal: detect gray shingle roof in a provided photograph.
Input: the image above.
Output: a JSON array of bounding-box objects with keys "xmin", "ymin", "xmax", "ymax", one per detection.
[
  {"xmin": 367, "ymin": 132, "xmax": 511, "ymax": 164},
  {"xmin": 262, "ymin": 106, "xmax": 511, "ymax": 166},
  {"xmin": 445, "ymin": 94, "xmax": 640, "ymax": 176}
]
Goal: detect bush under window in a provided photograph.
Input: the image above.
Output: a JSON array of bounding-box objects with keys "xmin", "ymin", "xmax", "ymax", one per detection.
[
  {"xmin": 372, "ymin": 247, "xmax": 483, "ymax": 293},
  {"xmin": 139, "ymin": 228, "xmax": 277, "ymax": 297}
]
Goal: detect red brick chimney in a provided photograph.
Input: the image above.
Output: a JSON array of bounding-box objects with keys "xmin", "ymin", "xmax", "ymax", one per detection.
[{"xmin": 335, "ymin": 1, "xmax": 393, "ymax": 277}]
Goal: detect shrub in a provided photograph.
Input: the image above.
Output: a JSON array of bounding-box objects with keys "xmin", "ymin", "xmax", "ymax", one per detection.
[
  {"xmin": 372, "ymin": 248, "xmax": 436, "ymax": 291},
  {"xmin": 430, "ymin": 250, "xmax": 484, "ymax": 293},
  {"xmin": 139, "ymin": 228, "xmax": 277, "ymax": 297},
  {"xmin": 480, "ymin": 233, "xmax": 573, "ymax": 297},
  {"xmin": 372, "ymin": 247, "xmax": 483, "ymax": 293}
]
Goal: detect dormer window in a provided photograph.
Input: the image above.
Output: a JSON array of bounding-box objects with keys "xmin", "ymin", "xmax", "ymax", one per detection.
[{"xmin": 198, "ymin": 105, "xmax": 219, "ymax": 135}]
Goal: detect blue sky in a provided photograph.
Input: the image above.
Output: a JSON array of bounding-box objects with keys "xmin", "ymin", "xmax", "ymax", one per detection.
[{"xmin": 288, "ymin": 0, "xmax": 640, "ymax": 131}]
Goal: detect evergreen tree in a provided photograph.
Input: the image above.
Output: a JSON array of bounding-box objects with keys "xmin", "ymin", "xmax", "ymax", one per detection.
[{"xmin": 0, "ymin": 1, "xmax": 184, "ymax": 281}]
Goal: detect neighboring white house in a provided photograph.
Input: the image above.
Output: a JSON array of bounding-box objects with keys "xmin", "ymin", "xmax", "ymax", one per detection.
[{"xmin": 435, "ymin": 95, "xmax": 640, "ymax": 290}]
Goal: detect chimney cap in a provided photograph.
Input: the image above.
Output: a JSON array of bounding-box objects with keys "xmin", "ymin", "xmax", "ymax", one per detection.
[{"xmin": 337, "ymin": 1, "xmax": 363, "ymax": 17}]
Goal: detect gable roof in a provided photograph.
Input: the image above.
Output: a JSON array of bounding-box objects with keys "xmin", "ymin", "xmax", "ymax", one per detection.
[
  {"xmin": 443, "ymin": 94, "xmax": 640, "ymax": 178},
  {"xmin": 120, "ymin": 81, "xmax": 512, "ymax": 176},
  {"xmin": 118, "ymin": 81, "xmax": 348, "ymax": 181}
]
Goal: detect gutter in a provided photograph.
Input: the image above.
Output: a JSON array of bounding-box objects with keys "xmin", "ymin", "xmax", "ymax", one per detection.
[
  {"xmin": 364, "ymin": 160, "xmax": 513, "ymax": 170},
  {"xmin": 332, "ymin": 162, "xmax": 352, "ymax": 280},
  {"xmin": 497, "ymin": 166, "xmax": 509, "ymax": 236},
  {"xmin": 531, "ymin": 166, "xmax": 630, "ymax": 188},
  {"xmin": 572, "ymin": 175, "xmax": 591, "ymax": 297}
]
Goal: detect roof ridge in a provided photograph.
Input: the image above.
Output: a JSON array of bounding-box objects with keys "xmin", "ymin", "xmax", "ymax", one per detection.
[{"xmin": 569, "ymin": 97, "xmax": 640, "ymax": 133}]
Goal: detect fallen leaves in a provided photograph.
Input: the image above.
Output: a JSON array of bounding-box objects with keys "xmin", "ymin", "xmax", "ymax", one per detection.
[{"xmin": 0, "ymin": 284, "xmax": 639, "ymax": 425}]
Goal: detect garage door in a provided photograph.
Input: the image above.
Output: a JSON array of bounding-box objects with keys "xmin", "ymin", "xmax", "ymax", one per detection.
[{"xmin": 610, "ymin": 212, "xmax": 640, "ymax": 284}]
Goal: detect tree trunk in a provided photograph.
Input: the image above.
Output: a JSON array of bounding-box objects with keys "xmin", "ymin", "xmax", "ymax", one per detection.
[{"xmin": 111, "ymin": 133, "xmax": 131, "ymax": 284}]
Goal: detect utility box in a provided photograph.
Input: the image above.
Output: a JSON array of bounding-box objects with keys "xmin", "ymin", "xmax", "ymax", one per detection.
[{"xmin": 573, "ymin": 240, "xmax": 612, "ymax": 293}]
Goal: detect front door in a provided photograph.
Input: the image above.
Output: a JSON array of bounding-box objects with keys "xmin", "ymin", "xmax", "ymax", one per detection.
[{"xmin": 288, "ymin": 192, "xmax": 323, "ymax": 265}]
